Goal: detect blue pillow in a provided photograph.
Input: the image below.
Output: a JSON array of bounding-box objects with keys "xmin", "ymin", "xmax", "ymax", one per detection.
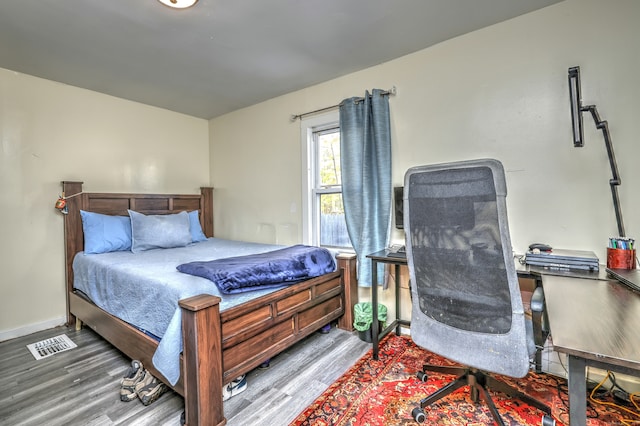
[
  {"xmin": 188, "ymin": 210, "xmax": 208, "ymax": 242},
  {"xmin": 80, "ymin": 210, "xmax": 132, "ymax": 254},
  {"xmin": 129, "ymin": 210, "xmax": 192, "ymax": 253}
]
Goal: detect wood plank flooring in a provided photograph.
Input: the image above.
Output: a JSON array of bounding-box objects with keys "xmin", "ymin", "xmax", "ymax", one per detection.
[{"xmin": 0, "ymin": 324, "xmax": 369, "ymax": 425}]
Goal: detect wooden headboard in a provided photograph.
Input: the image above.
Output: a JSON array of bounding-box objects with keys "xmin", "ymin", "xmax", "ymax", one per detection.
[{"xmin": 61, "ymin": 181, "xmax": 213, "ymax": 324}]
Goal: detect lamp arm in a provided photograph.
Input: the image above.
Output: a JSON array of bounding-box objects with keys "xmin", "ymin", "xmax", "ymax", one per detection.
[{"xmin": 582, "ymin": 104, "xmax": 625, "ymax": 237}]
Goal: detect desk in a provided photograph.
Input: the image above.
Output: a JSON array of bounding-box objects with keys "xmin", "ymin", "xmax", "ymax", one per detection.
[
  {"xmin": 367, "ymin": 250, "xmax": 410, "ymax": 360},
  {"xmin": 371, "ymin": 252, "xmax": 640, "ymax": 423},
  {"xmin": 539, "ymin": 273, "xmax": 640, "ymax": 426},
  {"xmin": 516, "ymin": 263, "xmax": 609, "ymax": 372}
]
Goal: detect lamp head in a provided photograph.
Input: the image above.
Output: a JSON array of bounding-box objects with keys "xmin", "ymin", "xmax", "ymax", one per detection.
[{"xmin": 568, "ymin": 66, "xmax": 584, "ymax": 147}]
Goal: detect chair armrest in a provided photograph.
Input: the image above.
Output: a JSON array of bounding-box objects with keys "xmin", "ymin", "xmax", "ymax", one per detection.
[
  {"xmin": 530, "ymin": 286, "xmax": 544, "ymax": 313},
  {"xmin": 529, "ymin": 285, "xmax": 549, "ymax": 373}
]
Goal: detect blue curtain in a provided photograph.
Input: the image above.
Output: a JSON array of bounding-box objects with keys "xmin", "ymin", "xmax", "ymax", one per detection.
[{"xmin": 339, "ymin": 89, "xmax": 391, "ymax": 286}]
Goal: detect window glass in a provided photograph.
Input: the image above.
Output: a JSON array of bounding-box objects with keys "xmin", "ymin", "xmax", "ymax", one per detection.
[
  {"xmin": 317, "ymin": 129, "xmax": 341, "ymax": 187},
  {"xmin": 301, "ymin": 114, "xmax": 352, "ymax": 250}
]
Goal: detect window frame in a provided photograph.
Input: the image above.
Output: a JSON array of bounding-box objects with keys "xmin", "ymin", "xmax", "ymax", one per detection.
[{"xmin": 300, "ymin": 110, "xmax": 351, "ymax": 249}]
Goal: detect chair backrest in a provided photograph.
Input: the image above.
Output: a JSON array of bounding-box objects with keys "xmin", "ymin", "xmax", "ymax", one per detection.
[{"xmin": 404, "ymin": 159, "xmax": 529, "ymax": 378}]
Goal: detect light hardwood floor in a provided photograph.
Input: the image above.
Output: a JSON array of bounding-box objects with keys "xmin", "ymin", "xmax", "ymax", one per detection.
[{"xmin": 0, "ymin": 324, "xmax": 370, "ymax": 426}]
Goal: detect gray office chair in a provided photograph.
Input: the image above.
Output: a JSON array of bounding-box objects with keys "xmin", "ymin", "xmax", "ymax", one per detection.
[{"xmin": 404, "ymin": 159, "xmax": 555, "ymax": 426}]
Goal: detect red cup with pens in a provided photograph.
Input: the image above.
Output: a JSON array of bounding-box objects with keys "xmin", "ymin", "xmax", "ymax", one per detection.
[{"xmin": 607, "ymin": 237, "xmax": 636, "ymax": 269}]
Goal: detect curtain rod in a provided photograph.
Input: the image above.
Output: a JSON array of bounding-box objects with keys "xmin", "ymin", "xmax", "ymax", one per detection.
[{"xmin": 290, "ymin": 86, "xmax": 396, "ymax": 122}]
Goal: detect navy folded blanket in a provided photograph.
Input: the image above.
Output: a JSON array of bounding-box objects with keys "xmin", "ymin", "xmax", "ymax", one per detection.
[{"xmin": 176, "ymin": 244, "xmax": 336, "ymax": 294}]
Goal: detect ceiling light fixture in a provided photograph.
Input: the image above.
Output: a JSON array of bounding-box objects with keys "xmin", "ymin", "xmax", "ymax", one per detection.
[{"xmin": 157, "ymin": 0, "xmax": 198, "ymax": 9}]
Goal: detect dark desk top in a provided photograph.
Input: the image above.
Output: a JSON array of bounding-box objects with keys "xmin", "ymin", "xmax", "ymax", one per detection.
[
  {"xmin": 541, "ymin": 274, "xmax": 640, "ymax": 373},
  {"xmin": 367, "ymin": 249, "xmax": 407, "ymax": 264}
]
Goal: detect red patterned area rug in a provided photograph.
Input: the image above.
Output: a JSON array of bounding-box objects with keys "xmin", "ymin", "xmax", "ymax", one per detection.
[{"xmin": 290, "ymin": 334, "xmax": 636, "ymax": 426}]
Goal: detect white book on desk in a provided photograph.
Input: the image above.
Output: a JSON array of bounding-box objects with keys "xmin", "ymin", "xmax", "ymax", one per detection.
[{"xmin": 386, "ymin": 244, "xmax": 406, "ymax": 258}]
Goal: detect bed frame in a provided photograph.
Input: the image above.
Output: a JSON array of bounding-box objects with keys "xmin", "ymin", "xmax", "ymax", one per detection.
[{"xmin": 61, "ymin": 181, "xmax": 358, "ymax": 426}]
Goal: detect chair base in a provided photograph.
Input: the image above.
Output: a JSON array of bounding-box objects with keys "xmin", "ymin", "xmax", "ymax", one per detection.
[{"xmin": 411, "ymin": 364, "xmax": 556, "ymax": 426}]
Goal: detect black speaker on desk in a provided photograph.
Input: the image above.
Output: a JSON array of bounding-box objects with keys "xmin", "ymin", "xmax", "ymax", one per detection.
[{"xmin": 394, "ymin": 186, "xmax": 404, "ymax": 230}]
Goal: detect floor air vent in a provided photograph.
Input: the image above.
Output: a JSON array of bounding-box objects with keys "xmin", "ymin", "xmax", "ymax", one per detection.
[{"xmin": 27, "ymin": 334, "xmax": 77, "ymax": 360}]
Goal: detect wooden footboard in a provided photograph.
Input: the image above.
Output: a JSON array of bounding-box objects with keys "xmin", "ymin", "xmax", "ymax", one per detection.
[
  {"xmin": 180, "ymin": 255, "xmax": 356, "ymax": 426},
  {"xmin": 70, "ymin": 255, "xmax": 355, "ymax": 426},
  {"xmin": 62, "ymin": 181, "xmax": 358, "ymax": 426}
]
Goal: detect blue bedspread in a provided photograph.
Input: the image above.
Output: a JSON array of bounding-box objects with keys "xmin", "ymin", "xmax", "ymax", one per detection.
[
  {"xmin": 73, "ymin": 238, "xmax": 338, "ymax": 386},
  {"xmin": 177, "ymin": 244, "xmax": 336, "ymax": 294}
]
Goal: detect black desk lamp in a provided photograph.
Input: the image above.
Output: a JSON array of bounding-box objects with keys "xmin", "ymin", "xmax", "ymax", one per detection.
[{"xmin": 568, "ymin": 66, "xmax": 625, "ymax": 237}]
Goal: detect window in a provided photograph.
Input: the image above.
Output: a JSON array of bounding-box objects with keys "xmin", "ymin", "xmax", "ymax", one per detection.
[{"xmin": 301, "ymin": 111, "xmax": 352, "ymax": 250}]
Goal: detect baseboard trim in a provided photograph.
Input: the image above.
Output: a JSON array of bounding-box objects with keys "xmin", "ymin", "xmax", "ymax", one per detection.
[{"xmin": 0, "ymin": 317, "xmax": 67, "ymax": 342}]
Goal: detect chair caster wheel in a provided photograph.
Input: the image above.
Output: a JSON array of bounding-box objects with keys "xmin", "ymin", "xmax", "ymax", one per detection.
[
  {"xmin": 412, "ymin": 407, "xmax": 426, "ymax": 423},
  {"xmin": 541, "ymin": 414, "xmax": 556, "ymax": 426},
  {"xmin": 416, "ymin": 371, "xmax": 428, "ymax": 382}
]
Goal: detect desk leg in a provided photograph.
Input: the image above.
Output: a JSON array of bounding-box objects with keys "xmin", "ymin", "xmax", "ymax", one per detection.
[
  {"xmin": 394, "ymin": 264, "xmax": 401, "ymax": 335},
  {"xmin": 567, "ymin": 355, "xmax": 587, "ymax": 426},
  {"xmin": 372, "ymin": 259, "xmax": 379, "ymax": 360}
]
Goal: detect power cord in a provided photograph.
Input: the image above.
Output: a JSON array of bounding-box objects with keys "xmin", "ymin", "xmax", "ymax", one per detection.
[
  {"xmin": 588, "ymin": 371, "xmax": 640, "ymax": 425},
  {"xmin": 549, "ymin": 355, "xmax": 601, "ymax": 423},
  {"xmin": 550, "ymin": 352, "xmax": 640, "ymax": 423}
]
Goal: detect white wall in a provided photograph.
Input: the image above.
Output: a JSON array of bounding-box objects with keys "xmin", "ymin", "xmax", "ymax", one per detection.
[
  {"xmin": 0, "ymin": 69, "xmax": 209, "ymax": 340},
  {"xmin": 2, "ymin": 0, "xmax": 638, "ymax": 341},
  {"xmin": 210, "ymin": 0, "xmax": 640, "ymax": 317}
]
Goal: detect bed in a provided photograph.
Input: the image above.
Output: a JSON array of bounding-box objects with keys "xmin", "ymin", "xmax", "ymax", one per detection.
[{"xmin": 61, "ymin": 181, "xmax": 358, "ymax": 426}]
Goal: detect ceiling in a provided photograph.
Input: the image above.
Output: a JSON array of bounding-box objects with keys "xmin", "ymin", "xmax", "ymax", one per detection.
[{"xmin": 0, "ymin": 0, "xmax": 563, "ymax": 120}]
